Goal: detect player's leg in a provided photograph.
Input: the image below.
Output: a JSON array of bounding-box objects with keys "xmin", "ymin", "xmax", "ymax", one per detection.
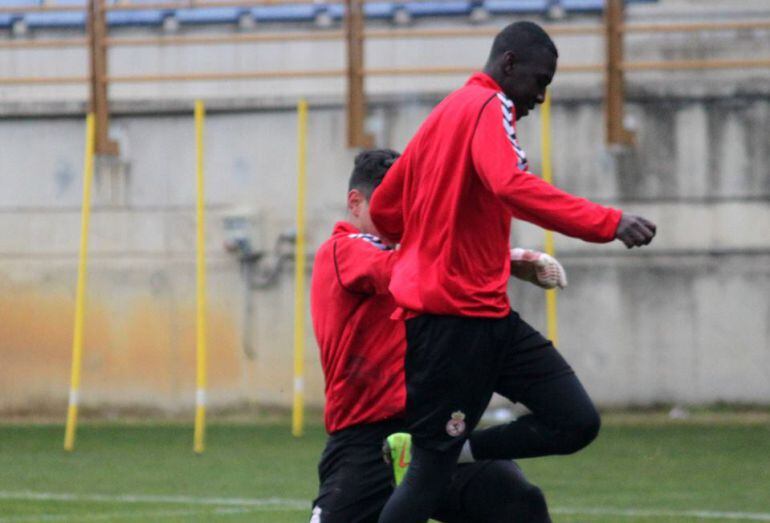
[
  {"xmin": 467, "ymin": 311, "xmax": 600, "ymax": 460},
  {"xmin": 433, "ymin": 461, "xmax": 551, "ymax": 523},
  {"xmin": 469, "ymin": 374, "xmax": 600, "ymax": 459},
  {"xmin": 377, "ymin": 442, "xmax": 463, "ymax": 522},
  {"xmin": 311, "ymin": 434, "xmax": 394, "ymax": 523},
  {"xmin": 377, "ymin": 315, "xmax": 506, "ymax": 523}
]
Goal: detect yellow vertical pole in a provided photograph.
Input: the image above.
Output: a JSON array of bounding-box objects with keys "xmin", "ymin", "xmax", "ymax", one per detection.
[
  {"xmin": 292, "ymin": 99, "xmax": 308, "ymax": 437},
  {"xmin": 64, "ymin": 113, "xmax": 96, "ymax": 452},
  {"xmin": 540, "ymin": 91, "xmax": 559, "ymax": 347},
  {"xmin": 193, "ymin": 100, "xmax": 208, "ymax": 454}
]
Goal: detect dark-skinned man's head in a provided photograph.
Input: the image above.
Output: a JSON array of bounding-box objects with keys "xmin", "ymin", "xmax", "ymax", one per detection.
[{"xmin": 484, "ymin": 21, "xmax": 558, "ymax": 121}]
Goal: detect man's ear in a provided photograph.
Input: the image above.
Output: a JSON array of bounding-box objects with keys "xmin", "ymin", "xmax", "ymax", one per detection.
[
  {"xmin": 347, "ymin": 189, "xmax": 364, "ymax": 217},
  {"xmin": 502, "ymin": 50, "xmax": 517, "ymax": 75}
]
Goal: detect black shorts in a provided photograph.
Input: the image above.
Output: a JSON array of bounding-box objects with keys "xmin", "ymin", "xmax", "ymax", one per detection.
[
  {"xmin": 311, "ymin": 420, "xmax": 534, "ymax": 523},
  {"xmin": 404, "ymin": 310, "xmax": 574, "ymax": 451}
]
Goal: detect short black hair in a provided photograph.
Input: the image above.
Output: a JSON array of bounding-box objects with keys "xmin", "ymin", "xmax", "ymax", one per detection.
[
  {"xmin": 348, "ymin": 148, "xmax": 401, "ymax": 199},
  {"xmin": 488, "ymin": 21, "xmax": 558, "ymax": 64}
]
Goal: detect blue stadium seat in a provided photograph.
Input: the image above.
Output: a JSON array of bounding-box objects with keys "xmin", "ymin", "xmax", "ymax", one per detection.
[
  {"xmin": 0, "ymin": 0, "xmax": 40, "ymax": 22},
  {"xmin": 364, "ymin": 2, "xmax": 396, "ymax": 20},
  {"xmin": 0, "ymin": 0, "xmax": 41, "ymax": 7},
  {"xmin": 48, "ymin": 0, "xmax": 86, "ymax": 6},
  {"xmin": 405, "ymin": 1, "xmax": 472, "ymax": 18},
  {"xmin": 326, "ymin": 3, "xmax": 345, "ymax": 21},
  {"xmin": 106, "ymin": 10, "xmax": 166, "ymax": 27},
  {"xmin": 25, "ymin": 11, "xmax": 85, "ymax": 28},
  {"xmin": 0, "ymin": 0, "xmax": 659, "ymax": 29},
  {"xmin": 250, "ymin": 4, "xmax": 317, "ymax": 23},
  {"xmin": 559, "ymin": 0, "xmax": 608, "ymax": 12},
  {"xmin": 559, "ymin": 0, "xmax": 659, "ymax": 10},
  {"xmin": 176, "ymin": 7, "xmax": 243, "ymax": 24},
  {"xmin": 326, "ymin": 2, "xmax": 474, "ymax": 22},
  {"xmin": 484, "ymin": 0, "xmax": 548, "ymax": 15}
]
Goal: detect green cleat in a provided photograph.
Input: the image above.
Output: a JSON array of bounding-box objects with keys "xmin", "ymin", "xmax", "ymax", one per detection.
[{"xmin": 383, "ymin": 432, "xmax": 412, "ymax": 486}]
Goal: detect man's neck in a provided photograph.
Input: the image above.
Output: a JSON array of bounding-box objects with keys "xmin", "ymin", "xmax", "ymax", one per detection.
[
  {"xmin": 483, "ymin": 66, "xmax": 503, "ymax": 87},
  {"xmin": 345, "ymin": 215, "xmax": 364, "ymax": 234}
]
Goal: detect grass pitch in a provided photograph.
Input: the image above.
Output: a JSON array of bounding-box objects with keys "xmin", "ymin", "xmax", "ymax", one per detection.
[{"xmin": 1, "ymin": 414, "xmax": 769, "ymax": 522}]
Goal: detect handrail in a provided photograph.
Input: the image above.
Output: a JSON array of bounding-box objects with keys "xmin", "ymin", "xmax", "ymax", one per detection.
[
  {"xmin": 0, "ymin": 38, "xmax": 88, "ymax": 49},
  {"xmin": 0, "ymin": 18, "xmax": 768, "ymax": 86},
  {"xmin": 0, "ymin": 4, "xmax": 84, "ymax": 13},
  {"xmin": 622, "ymin": 58, "xmax": 770, "ymax": 71},
  {"xmin": 9, "ymin": 58, "xmax": 770, "ymax": 86},
  {"xmin": 105, "ymin": 31, "xmax": 344, "ymax": 46},
  {"xmin": 0, "ymin": 75, "xmax": 88, "ymax": 85},
  {"xmin": 3, "ymin": 19, "xmax": 769, "ymax": 50},
  {"xmin": 0, "ymin": 67, "xmax": 540, "ymax": 85},
  {"xmin": 107, "ymin": 69, "xmax": 344, "ymax": 82},
  {"xmin": 622, "ymin": 20, "xmax": 770, "ymax": 33},
  {"xmin": 103, "ymin": 25, "xmax": 603, "ymax": 47}
]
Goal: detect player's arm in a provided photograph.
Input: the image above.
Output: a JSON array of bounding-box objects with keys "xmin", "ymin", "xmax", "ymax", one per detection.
[
  {"xmin": 369, "ymin": 153, "xmax": 407, "ymax": 244},
  {"xmin": 332, "ymin": 234, "xmax": 395, "ymax": 295},
  {"xmin": 471, "ymin": 97, "xmax": 655, "ymax": 247},
  {"xmin": 509, "ymin": 247, "xmax": 567, "ymax": 290}
]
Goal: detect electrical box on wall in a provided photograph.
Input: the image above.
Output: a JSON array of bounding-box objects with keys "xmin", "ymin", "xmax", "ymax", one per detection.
[{"xmin": 222, "ymin": 207, "xmax": 265, "ymax": 260}]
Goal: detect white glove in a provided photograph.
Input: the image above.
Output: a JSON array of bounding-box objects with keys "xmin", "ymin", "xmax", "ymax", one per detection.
[{"xmin": 510, "ymin": 248, "xmax": 568, "ymax": 290}]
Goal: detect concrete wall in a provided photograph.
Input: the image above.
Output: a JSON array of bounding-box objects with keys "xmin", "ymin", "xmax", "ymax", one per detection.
[
  {"xmin": 1, "ymin": 2, "xmax": 769, "ymax": 413},
  {"xmin": 1, "ymin": 79, "xmax": 768, "ymax": 413}
]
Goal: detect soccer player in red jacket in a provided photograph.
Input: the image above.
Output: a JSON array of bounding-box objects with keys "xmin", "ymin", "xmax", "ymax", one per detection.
[
  {"xmin": 369, "ymin": 22, "xmax": 657, "ymax": 523},
  {"xmin": 310, "ymin": 149, "xmax": 562, "ymax": 523}
]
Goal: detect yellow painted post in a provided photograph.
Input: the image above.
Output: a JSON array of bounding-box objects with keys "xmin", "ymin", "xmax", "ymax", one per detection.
[
  {"xmin": 292, "ymin": 99, "xmax": 308, "ymax": 437},
  {"xmin": 193, "ymin": 100, "xmax": 208, "ymax": 454},
  {"xmin": 64, "ymin": 113, "xmax": 96, "ymax": 452},
  {"xmin": 540, "ymin": 91, "xmax": 559, "ymax": 347}
]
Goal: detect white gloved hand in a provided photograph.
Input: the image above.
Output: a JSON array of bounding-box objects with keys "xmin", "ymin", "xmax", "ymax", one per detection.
[
  {"xmin": 510, "ymin": 248, "xmax": 568, "ymax": 290},
  {"xmin": 532, "ymin": 252, "xmax": 567, "ymax": 289}
]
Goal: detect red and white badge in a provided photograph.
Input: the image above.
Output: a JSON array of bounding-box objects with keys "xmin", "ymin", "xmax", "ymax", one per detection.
[{"xmin": 446, "ymin": 411, "xmax": 466, "ymax": 437}]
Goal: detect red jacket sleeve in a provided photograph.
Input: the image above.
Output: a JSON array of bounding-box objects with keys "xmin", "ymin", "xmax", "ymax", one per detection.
[
  {"xmin": 471, "ymin": 95, "xmax": 622, "ymax": 243},
  {"xmin": 332, "ymin": 234, "xmax": 395, "ymax": 295},
  {"xmin": 369, "ymin": 154, "xmax": 407, "ymax": 244}
]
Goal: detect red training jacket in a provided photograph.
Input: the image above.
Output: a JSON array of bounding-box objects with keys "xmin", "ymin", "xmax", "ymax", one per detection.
[
  {"xmin": 310, "ymin": 222, "xmax": 406, "ymax": 434},
  {"xmin": 370, "ymin": 72, "xmax": 622, "ymax": 318}
]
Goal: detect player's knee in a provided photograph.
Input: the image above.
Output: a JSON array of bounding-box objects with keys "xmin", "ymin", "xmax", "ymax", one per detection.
[
  {"xmin": 520, "ymin": 484, "xmax": 548, "ymax": 518},
  {"xmin": 561, "ymin": 408, "xmax": 601, "ymax": 454},
  {"xmin": 492, "ymin": 484, "xmax": 549, "ymax": 522},
  {"xmin": 579, "ymin": 408, "xmax": 601, "ymax": 447}
]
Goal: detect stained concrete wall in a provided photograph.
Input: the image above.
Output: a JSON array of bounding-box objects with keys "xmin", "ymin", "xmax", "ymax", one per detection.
[
  {"xmin": 1, "ymin": 79, "xmax": 768, "ymax": 413},
  {"xmin": 1, "ymin": 1, "xmax": 769, "ymax": 413}
]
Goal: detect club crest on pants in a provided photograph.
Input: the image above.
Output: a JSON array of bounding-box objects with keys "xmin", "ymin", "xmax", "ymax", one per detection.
[{"xmin": 446, "ymin": 410, "xmax": 466, "ymax": 437}]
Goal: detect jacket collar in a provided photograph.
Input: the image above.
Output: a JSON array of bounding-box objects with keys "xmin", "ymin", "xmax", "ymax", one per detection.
[
  {"xmin": 333, "ymin": 221, "xmax": 359, "ymax": 235},
  {"xmin": 466, "ymin": 72, "xmax": 503, "ymax": 92}
]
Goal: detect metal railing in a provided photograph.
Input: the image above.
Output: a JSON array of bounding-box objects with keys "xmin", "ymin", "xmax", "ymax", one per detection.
[
  {"xmin": 1, "ymin": 19, "xmax": 768, "ymax": 76},
  {"xmin": 2, "ymin": 22, "xmax": 768, "ymax": 80},
  {"xmin": 0, "ymin": 0, "xmax": 768, "ymax": 147}
]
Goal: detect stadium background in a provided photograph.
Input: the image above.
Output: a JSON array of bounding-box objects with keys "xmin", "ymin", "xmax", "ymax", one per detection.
[
  {"xmin": 1, "ymin": 1, "xmax": 769, "ymax": 521},
  {"xmin": 1, "ymin": 0, "xmax": 768, "ymax": 416}
]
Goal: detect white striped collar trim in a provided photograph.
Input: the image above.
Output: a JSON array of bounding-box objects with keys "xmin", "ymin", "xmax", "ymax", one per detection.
[{"xmin": 496, "ymin": 92, "xmax": 528, "ymax": 171}]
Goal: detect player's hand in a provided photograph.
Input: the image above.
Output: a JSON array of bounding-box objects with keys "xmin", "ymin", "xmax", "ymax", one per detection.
[
  {"xmin": 615, "ymin": 214, "xmax": 656, "ymax": 249},
  {"xmin": 510, "ymin": 248, "xmax": 567, "ymax": 290}
]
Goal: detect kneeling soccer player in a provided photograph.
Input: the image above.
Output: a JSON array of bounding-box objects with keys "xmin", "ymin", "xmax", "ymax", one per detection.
[{"xmin": 308, "ymin": 149, "xmax": 565, "ymax": 523}]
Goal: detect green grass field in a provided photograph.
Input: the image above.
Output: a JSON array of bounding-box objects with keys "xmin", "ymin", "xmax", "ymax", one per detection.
[{"xmin": 2, "ymin": 414, "xmax": 769, "ymax": 522}]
